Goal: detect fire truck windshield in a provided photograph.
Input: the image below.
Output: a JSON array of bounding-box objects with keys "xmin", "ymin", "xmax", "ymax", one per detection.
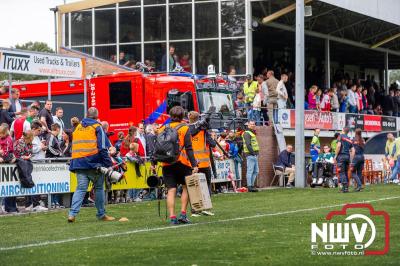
[{"xmin": 197, "ymin": 90, "xmax": 234, "ymax": 115}]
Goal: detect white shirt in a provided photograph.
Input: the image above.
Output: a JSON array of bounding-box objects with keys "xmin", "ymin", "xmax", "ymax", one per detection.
[
  {"xmin": 53, "ymin": 116, "xmax": 65, "ymax": 140},
  {"xmin": 252, "ymin": 93, "xmax": 262, "ymax": 111},
  {"xmin": 32, "ymin": 136, "xmax": 46, "ymax": 160},
  {"xmin": 347, "ymin": 89, "xmax": 356, "ymax": 106},
  {"xmin": 261, "ymin": 81, "xmax": 269, "ymax": 103},
  {"xmin": 276, "ymin": 80, "xmax": 288, "ymax": 100}
]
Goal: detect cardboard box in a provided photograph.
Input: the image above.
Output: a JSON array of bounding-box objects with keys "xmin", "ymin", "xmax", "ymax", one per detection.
[{"xmin": 185, "ymin": 173, "xmax": 212, "ymax": 211}]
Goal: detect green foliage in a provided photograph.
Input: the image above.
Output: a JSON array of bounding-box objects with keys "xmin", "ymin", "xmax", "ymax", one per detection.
[
  {"xmin": 0, "ymin": 185, "xmax": 398, "ymax": 265},
  {"xmin": 389, "ymin": 69, "xmax": 400, "ymax": 85},
  {"xmin": 0, "ymin": 42, "xmax": 54, "ymax": 82}
]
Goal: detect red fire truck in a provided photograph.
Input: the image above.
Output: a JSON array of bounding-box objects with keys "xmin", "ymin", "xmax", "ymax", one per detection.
[{"xmin": 5, "ymin": 71, "xmax": 238, "ymax": 138}]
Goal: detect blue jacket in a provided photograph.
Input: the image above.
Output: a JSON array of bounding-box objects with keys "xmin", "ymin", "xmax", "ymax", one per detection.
[
  {"xmin": 69, "ymin": 118, "xmax": 112, "ymax": 171},
  {"xmin": 277, "ymin": 150, "xmax": 292, "ymax": 168}
]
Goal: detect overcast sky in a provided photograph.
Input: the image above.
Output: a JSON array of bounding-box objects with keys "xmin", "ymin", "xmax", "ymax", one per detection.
[{"xmin": 0, "ymin": 0, "xmax": 79, "ymax": 49}]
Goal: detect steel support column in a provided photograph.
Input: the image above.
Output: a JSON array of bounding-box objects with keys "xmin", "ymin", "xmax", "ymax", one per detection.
[
  {"xmin": 295, "ymin": 0, "xmax": 305, "ymax": 188},
  {"xmin": 325, "ymin": 38, "xmax": 330, "ymax": 89}
]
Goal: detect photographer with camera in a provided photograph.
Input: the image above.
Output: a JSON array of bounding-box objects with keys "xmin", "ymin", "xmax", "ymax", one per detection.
[
  {"xmin": 188, "ymin": 111, "xmax": 216, "ymax": 195},
  {"xmin": 154, "ymin": 106, "xmax": 198, "ymax": 225},
  {"xmin": 67, "ymin": 107, "xmax": 115, "ymax": 223}
]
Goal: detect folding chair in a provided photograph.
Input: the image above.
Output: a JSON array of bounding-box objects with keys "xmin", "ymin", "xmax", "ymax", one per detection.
[{"xmin": 271, "ymin": 165, "xmax": 288, "ymax": 187}]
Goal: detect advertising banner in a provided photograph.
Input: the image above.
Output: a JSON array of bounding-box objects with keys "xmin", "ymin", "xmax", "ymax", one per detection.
[
  {"xmin": 212, "ymin": 159, "xmax": 241, "ymax": 183},
  {"xmin": 345, "ymin": 114, "xmax": 364, "ymax": 130},
  {"xmin": 278, "ymin": 109, "xmax": 291, "ymax": 128},
  {"xmin": 0, "ymin": 163, "xmax": 70, "ymax": 197},
  {"xmin": 289, "ymin": 110, "xmax": 333, "ymax": 129},
  {"xmin": 382, "ymin": 116, "xmax": 397, "ymax": 131},
  {"xmin": 363, "ymin": 115, "xmax": 382, "ymax": 131},
  {"xmin": 333, "ymin": 112, "xmax": 346, "ymax": 130},
  {"xmin": 0, "ymin": 48, "xmax": 85, "ymax": 78}
]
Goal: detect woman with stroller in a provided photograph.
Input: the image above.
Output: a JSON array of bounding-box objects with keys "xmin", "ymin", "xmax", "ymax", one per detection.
[{"xmin": 350, "ymin": 128, "xmax": 364, "ymax": 192}]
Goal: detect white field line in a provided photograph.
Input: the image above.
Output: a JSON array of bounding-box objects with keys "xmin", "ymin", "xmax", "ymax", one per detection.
[{"xmin": 0, "ymin": 196, "xmax": 399, "ymax": 252}]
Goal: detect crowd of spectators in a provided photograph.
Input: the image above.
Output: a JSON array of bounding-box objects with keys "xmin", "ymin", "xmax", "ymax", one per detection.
[{"xmin": 241, "ymin": 66, "xmax": 400, "ymax": 124}]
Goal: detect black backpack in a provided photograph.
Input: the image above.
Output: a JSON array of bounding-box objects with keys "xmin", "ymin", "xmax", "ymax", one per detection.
[{"xmin": 153, "ymin": 123, "xmax": 186, "ymax": 164}]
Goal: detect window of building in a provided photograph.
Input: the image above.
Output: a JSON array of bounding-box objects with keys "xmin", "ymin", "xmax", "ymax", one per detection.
[
  {"xmin": 195, "ymin": 2, "xmax": 218, "ymax": 39},
  {"xmin": 170, "ymin": 42, "xmax": 193, "ymax": 73},
  {"xmin": 144, "ymin": 43, "xmax": 166, "ymax": 71},
  {"xmin": 169, "ymin": 4, "xmax": 192, "ymax": 40},
  {"xmin": 144, "ymin": 6, "xmax": 166, "ymax": 41},
  {"xmin": 71, "ymin": 11, "xmax": 92, "ymax": 46},
  {"xmin": 95, "ymin": 45, "xmax": 116, "ymax": 62},
  {"xmin": 120, "ymin": 44, "xmax": 141, "ymax": 67},
  {"xmin": 109, "ymin": 82, "xmax": 132, "ymax": 109},
  {"xmin": 119, "ymin": 7, "xmax": 141, "ymax": 43},
  {"xmin": 221, "ymin": 0, "xmax": 245, "ymax": 38},
  {"xmin": 95, "ymin": 9, "xmax": 116, "ymax": 44},
  {"xmin": 196, "ymin": 40, "xmax": 218, "ymax": 74},
  {"xmin": 222, "ymin": 38, "xmax": 246, "ymax": 74}
]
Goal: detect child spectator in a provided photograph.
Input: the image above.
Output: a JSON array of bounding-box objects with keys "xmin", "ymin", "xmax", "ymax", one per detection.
[
  {"xmin": 125, "ymin": 142, "xmax": 144, "ymax": 202},
  {"xmin": 0, "ymin": 124, "xmax": 15, "ymax": 163},
  {"xmin": 46, "ymin": 123, "xmax": 66, "ymax": 158},
  {"xmin": 320, "ymin": 89, "xmax": 333, "ymax": 112},
  {"xmin": 315, "ymin": 88, "xmax": 322, "ymax": 110},
  {"xmin": 252, "ymin": 88, "xmax": 262, "ymax": 125},
  {"xmin": 14, "ymin": 130, "xmax": 33, "ymax": 160},
  {"xmin": 114, "ymin": 131, "xmax": 124, "ymax": 153}
]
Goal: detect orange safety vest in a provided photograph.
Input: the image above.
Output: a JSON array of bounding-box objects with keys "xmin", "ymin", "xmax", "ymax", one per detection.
[
  {"xmin": 159, "ymin": 122, "xmax": 192, "ymax": 167},
  {"xmin": 71, "ymin": 123, "xmax": 100, "ymax": 159},
  {"xmin": 192, "ymin": 130, "xmax": 210, "ymax": 168}
]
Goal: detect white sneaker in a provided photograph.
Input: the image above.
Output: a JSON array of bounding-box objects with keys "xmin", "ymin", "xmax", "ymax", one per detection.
[
  {"xmin": 191, "ymin": 213, "xmax": 201, "ymax": 217},
  {"xmin": 25, "ymin": 204, "xmax": 33, "ymax": 211},
  {"xmin": 33, "ymin": 205, "xmax": 48, "ymax": 212},
  {"xmin": 134, "ymin": 197, "xmax": 142, "ymax": 202},
  {"xmin": 317, "ymin": 178, "xmax": 323, "ymax": 184},
  {"xmin": 201, "ymin": 210, "xmax": 215, "ymax": 216},
  {"xmin": 393, "ymin": 179, "xmax": 399, "ymax": 184},
  {"xmin": 312, "ymin": 178, "xmax": 317, "ymax": 184}
]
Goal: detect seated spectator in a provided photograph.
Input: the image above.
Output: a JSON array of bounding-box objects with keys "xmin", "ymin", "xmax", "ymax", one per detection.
[
  {"xmin": 276, "ymin": 145, "xmax": 295, "ymax": 188},
  {"xmin": 0, "ymin": 124, "xmax": 15, "ymax": 163},
  {"xmin": 312, "ymin": 145, "xmax": 334, "ymax": 185}
]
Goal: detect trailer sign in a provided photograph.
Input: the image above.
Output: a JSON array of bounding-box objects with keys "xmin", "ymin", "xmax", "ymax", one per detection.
[{"xmin": 0, "ymin": 48, "xmax": 85, "ymax": 78}]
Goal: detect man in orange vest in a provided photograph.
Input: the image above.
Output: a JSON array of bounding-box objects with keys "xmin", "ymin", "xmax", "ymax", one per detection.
[
  {"xmin": 68, "ymin": 107, "xmax": 114, "ymax": 223},
  {"xmin": 158, "ymin": 106, "xmax": 198, "ymax": 225},
  {"xmin": 188, "ymin": 111, "xmax": 216, "ymax": 193}
]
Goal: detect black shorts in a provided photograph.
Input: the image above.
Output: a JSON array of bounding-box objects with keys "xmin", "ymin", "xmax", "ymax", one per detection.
[
  {"xmin": 162, "ymin": 162, "xmax": 192, "ymax": 189},
  {"xmin": 199, "ymin": 167, "xmax": 212, "ymax": 186}
]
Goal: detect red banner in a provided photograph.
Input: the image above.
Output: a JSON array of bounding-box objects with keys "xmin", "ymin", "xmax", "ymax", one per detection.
[
  {"xmin": 364, "ymin": 115, "xmax": 382, "ymax": 131},
  {"xmin": 290, "ymin": 110, "xmax": 333, "ymax": 129}
]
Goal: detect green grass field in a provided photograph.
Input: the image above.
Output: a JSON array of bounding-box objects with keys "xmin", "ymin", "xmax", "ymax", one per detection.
[{"xmin": 0, "ymin": 185, "xmax": 399, "ymax": 266}]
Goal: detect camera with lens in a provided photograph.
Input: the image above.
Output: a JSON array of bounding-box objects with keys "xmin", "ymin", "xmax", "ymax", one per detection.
[
  {"xmin": 97, "ymin": 167, "xmax": 124, "ymax": 184},
  {"xmin": 146, "ymin": 175, "xmax": 164, "ymax": 188},
  {"xmin": 194, "ymin": 106, "xmax": 216, "ymax": 130}
]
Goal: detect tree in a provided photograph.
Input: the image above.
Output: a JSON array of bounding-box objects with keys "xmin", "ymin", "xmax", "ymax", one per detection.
[{"xmin": 0, "ymin": 41, "xmax": 54, "ymax": 82}]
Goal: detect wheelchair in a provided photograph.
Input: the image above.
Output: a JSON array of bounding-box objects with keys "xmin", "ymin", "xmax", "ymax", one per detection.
[{"xmin": 310, "ymin": 159, "xmax": 337, "ymax": 188}]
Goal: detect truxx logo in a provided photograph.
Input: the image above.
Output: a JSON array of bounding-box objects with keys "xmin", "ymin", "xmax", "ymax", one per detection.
[{"xmin": 2, "ymin": 52, "xmax": 30, "ymax": 71}]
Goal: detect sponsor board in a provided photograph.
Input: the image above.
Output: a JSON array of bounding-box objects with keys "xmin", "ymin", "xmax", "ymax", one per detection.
[
  {"xmin": 278, "ymin": 109, "xmax": 291, "ymax": 128},
  {"xmin": 0, "ymin": 48, "xmax": 85, "ymax": 78},
  {"xmin": 0, "ymin": 163, "xmax": 70, "ymax": 197},
  {"xmin": 212, "ymin": 159, "xmax": 241, "ymax": 183},
  {"xmin": 363, "ymin": 115, "xmax": 381, "ymax": 131}
]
